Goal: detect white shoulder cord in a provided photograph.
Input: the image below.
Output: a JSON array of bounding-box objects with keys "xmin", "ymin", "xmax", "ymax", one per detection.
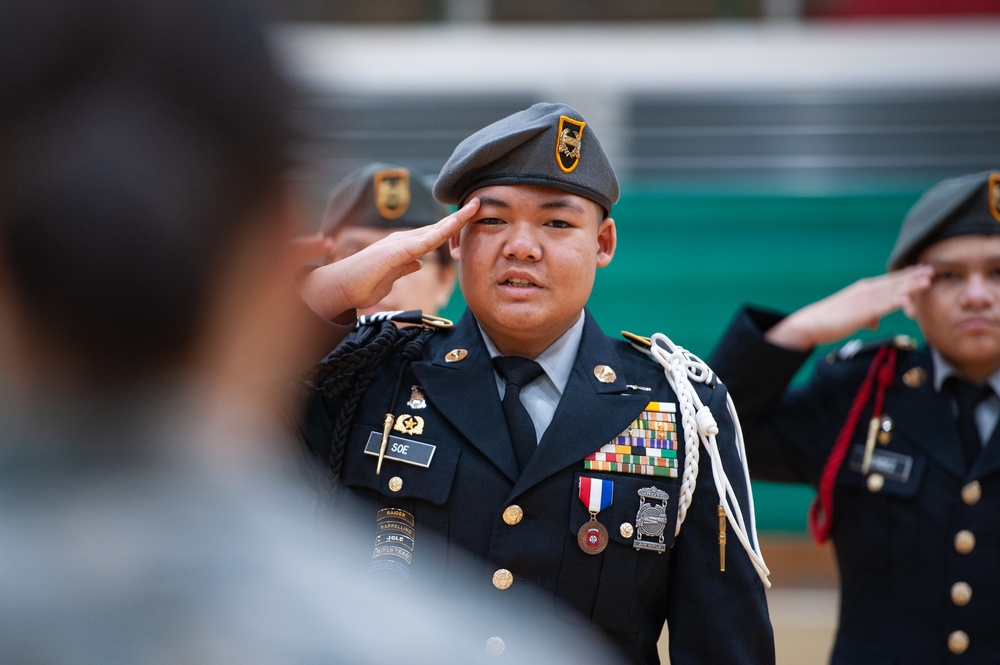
[{"xmin": 633, "ymin": 332, "xmax": 771, "ymax": 587}]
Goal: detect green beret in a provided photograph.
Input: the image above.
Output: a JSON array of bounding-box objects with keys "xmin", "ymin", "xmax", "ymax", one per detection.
[
  {"xmin": 321, "ymin": 163, "xmax": 448, "ymax": 236},
  {"xmin": 433, "ymin": 102, "xmax": 620, "ymax": 217},
  {"xmin": 887, "ymin": 170, "xmax": 1000, "ymax": 270}
]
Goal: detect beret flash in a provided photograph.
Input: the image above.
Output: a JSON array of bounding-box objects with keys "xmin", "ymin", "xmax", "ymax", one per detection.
[
  {"xmin": 321, "ymin": 163, "xmax": 448, "ymax": 236},
  {"xmin": 433, "ymin": 102, "xmax": 620, "ymax": 217}
]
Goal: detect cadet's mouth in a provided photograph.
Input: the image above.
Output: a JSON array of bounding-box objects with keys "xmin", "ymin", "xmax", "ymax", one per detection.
[{"xmin": 503, "ymin": 277, "xmax": 537, "ymax": 287}]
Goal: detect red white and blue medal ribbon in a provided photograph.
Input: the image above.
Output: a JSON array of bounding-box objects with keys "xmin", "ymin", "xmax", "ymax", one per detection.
[
  {"xmin": 577, "ymin": 477, "xmax": 613, "ymax": 555},
  {"xmin": 579, "ymin": 476, "xmax": 614, "ymax": 514}
]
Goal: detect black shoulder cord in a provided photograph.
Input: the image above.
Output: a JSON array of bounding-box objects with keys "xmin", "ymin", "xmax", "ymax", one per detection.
[{"xmin": 308, "ymin": 320, "xmax": 434, "ymax": 499}]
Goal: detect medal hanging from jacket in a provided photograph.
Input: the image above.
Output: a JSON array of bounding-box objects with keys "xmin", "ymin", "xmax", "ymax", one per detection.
[{"xmin": 577, "ymin": 476, "xmax": 613, "ymax": 554}]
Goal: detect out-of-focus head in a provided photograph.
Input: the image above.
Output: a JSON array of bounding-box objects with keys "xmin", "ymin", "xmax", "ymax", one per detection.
[
  {"xmin": 0, "ymin": 0, "xmax": 295, "ymax": 392},
  {"xmin": 893, "ymin": 172, "xmax": 1000, "ymax": 382},
  {"xmin": 321, "ymin": 163, "xmax": 455, "ymax": 317},
  {"xmin": 888, "ymin": 171, "xmax": 1000, "ymax": 271}
]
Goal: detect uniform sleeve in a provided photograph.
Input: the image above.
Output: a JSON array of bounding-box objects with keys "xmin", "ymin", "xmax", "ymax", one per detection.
[
  {"xmin": 708, "ymin": 306, "xmax": 835, "ymax": 484},
  {"xmin": 664, "ymin": 380, "xmax": 775, "ymax": 665}
]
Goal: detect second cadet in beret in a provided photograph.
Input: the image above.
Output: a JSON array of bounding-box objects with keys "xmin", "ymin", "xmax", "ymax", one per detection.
[
  {"xmin": 710, "ymin": 169, "xmax": 1000, "ymax": 664},
  {"xmin": 320, "ymin": 162, "xmax": 456, "ymax": 318}
]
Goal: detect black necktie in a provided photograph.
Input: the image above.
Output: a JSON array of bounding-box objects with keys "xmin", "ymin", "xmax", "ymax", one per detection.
[
  {"xmin": 493, "ymin": 356, "xmax": 544, "ymax": 472},
  {"xmin": 945, "ymin": 376, "xmax": 993, "ymax": 470}
]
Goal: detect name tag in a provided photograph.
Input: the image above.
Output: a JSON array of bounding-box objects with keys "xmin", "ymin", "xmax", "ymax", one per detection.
[
  {"xmin": 848, "ymin": 446, "xmax": 913, "ymax": 483},
  {"xmin": 364, "ymin": 431, "xmax": 436, "ymax": 468}
]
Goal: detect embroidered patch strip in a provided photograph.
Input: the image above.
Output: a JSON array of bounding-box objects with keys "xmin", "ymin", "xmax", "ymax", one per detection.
[{"xmin": 584, "ymin": 460, "xmax": 678, "ymax": 477}]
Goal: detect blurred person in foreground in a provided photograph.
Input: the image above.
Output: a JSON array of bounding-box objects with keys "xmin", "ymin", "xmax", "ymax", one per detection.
[
  {"xmin": 710, "ymin": 171, "xmax": 1000, "ymax": 664},
  {"xmin": 318, "ymin": 162, "xmax": 457, "ymax": 321},
  {"xmin": 0, "ymin": 1, "xmax": 621, "ymax": 663},
  {"xmin": 296, "ymin": 102, "xmax": 775, "ymax": 665}
]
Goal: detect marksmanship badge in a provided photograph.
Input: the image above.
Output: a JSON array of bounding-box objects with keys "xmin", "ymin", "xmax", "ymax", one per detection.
[{"xmin": 633, "ymin": 486, "xmax": 670, "ymax": 553}]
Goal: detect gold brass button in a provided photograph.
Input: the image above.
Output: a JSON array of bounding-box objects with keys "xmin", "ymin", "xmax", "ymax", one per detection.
[
  {"xmin": 902, "ymin": 367, "xmax": 926, "ymax": 388},
  {"xmin": 955, "ymin": 530, "xmax": 976, "ymax": 554},
  {"xmin": 866, "ymin": 473, "xmax": 885, "ymax": 492},
  {"xmin": 951, "ymin": 582, "xmax": 973, "ymax": 606},
  {"xmin": 492, "ymin": 569, "xmax": 513, "ymax": 590},
  {"xmin": 485, "ymin": 636, "xmax": 506, "ymax": 657},
  {"xmin": 962, "ymin": 481, "xmax": 982, "ymax": 505},
  {"xmin": 502, "ymin": 505, "xmax": 523, "ymax": 526},
  {"xmin": 948, "ymin": 630, "xmax": 970, "ymax": 655},
  {"xmin": 620, "ymin": 522, "xmax": 635, "ymax": 538},
  {"xmin": 388, "ymin": 476, "xmax": 403, "ymax": 492}
]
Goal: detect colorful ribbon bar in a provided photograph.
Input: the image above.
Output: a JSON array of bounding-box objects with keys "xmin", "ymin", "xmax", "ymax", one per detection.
[
  {"xmin": 614, "ymin": 436, "xmax": 677, "ymax": 449},
  {"xmin": 584, "ymin": 460, "xmax": 678, "ymax": 478},
  {"xmin": 644, "ymin": 401, "xmax": 676, "ymax": 413},
  {"xmin": 588, "ymin": 452, "xmax": 679, "ymax": 467},
  {"xmin": 596, "ymin": 442, "xmax": 677, "ymax": 458}
]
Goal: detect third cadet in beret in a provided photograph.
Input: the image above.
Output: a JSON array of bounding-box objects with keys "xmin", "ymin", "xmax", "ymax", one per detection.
[
  {"xmin": 296, "ymin": 102, "xmax": 775, "ymax": 664},
  {"xmin": 319, "ymin": 162, "xmax": 457, "ymax": 319},
  {"xmin": 710, "ymin": 170, "xmax": 1000, "ymax": 664}
]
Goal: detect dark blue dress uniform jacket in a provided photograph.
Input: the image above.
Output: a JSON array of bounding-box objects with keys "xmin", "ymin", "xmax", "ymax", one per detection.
[
  {"xmin": 300, "ymin": 309, "xmax": 774, "ymax": 665},
  {"xmin": 711, "ymin": 307, "xmax": 1000, "ymax": 664}
]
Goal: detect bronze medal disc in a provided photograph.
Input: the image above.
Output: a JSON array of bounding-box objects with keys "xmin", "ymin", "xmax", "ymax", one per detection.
[{"xmin": 577, "ymin": 519, "xmax": 609, "ymax": 555}]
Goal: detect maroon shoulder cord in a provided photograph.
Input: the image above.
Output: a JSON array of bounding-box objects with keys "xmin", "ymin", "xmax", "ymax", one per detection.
[{"xmin": 808, "ymin": 345, "xmax": 897, "ymax": 544}]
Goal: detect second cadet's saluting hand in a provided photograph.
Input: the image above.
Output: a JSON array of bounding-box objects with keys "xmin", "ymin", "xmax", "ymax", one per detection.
[
  {"xmin": 298, "ymin": 198, "xmax": 479, "ymax": 320},
  {"xmin": 765, "ymin": 264, "xmax": 934, "ymax": 351}
]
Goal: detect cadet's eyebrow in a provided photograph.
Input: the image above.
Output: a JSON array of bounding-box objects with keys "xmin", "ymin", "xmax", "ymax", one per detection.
[
  {"xmin": 539, "ymin": 197, "xmax": 586, "ymax": 214},
  {"xmin": 477, "ymin": 195, "xmax": 510, "ymax": 209}
]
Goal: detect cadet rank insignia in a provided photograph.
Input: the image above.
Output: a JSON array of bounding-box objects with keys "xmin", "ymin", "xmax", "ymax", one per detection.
[
  {"xmin": 555, "ymin": 115, "xmax": 585, "ymax": 173},
  {"xmin": 633, "ymin": 486, "xmax": 670, "ymax": 553},
  {"xmin": 584, "ymin": 402, "xmax": 679, "ymax": 478},
  {"xmin": 393, "ymin": 413, "xmax": 424, "ymax": 436},
  {"xmin": 373, "ymin": 167, "xmax": 410, "ymax": 220}
]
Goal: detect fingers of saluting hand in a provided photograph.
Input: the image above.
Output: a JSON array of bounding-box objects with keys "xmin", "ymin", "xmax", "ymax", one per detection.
[
  {"xmin": 381, "ymin": 198, "xmax": 479, "ymax": 266},
  {"xmin": 298, "ymin": 199, "xmax": 479, "ymax": 320}
]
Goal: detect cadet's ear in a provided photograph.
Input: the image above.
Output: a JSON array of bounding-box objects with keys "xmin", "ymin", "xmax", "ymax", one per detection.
[
  {"xmin": 449, "ymin": 229, "xmax": 462, "ymax": 260},
  {"xmin": 596, "ymin": 217, "xmax": 616, "ymax": 268}
]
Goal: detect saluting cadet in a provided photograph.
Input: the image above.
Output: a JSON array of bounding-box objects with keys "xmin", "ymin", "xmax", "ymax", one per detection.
[
  {"xmin": 297, "ymin": 102, "xmax": 775, "ymax": 664},
  {"xmin": 710, "ymin": 170, "xmax": 1000, "ymax": 664},
  {"xmin": 318, "ymin": 162, "xmax": 457, "ymax": 319}
]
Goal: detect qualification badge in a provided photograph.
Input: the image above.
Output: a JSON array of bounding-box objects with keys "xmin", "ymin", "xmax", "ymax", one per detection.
[
  {"xmin": 577, "ymin": 476, "xmax": 613, "ymax": 555},
  {"xmin": 633, "ymin": 486, "xmax": 670, "ymax": 554}
]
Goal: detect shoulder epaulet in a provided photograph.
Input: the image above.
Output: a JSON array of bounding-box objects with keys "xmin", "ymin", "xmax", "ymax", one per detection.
[
  {"xmin": 621, "ymin": 330, "xmax": 651, "ymax": 348},
  {"xmin": 825, "ymin": 334, "xmax": 917, "ymax": 364},
  {"xmin": 356, "ymin": 310, "xmax": 452, "ymax": 330}
]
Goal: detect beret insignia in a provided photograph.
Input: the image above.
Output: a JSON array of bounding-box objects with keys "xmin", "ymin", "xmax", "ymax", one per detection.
[
  {"xmin": 374, "ymin": 167, "xmax": 411, "ymax": 220},
  {"xmin": 556, "ymin": 115, "xmax": 585, "ymax": 173},
  {"xmin": 990, "ymin": 172, "xmax": 1000, "ymax": 223}
]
